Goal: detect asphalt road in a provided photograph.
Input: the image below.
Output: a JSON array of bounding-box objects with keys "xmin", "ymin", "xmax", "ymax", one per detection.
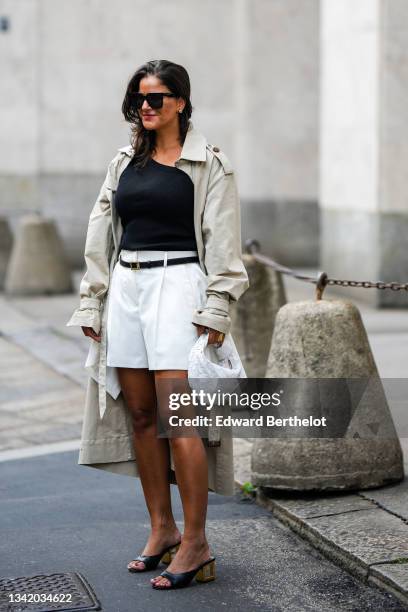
[{"xmin": 0, "ymin": 450, "xmax": 406, "ymax": 612}]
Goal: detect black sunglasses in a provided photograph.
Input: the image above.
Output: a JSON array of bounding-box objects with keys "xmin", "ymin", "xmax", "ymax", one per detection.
[{"xmin": 130, "ymin": 92, "xmax": 178, "ymax": 110}]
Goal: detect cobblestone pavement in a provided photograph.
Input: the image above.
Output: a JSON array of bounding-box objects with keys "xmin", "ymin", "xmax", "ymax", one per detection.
[{"xmin": 0, "ymin": 271, "xmax": 88, "ymax": 453}]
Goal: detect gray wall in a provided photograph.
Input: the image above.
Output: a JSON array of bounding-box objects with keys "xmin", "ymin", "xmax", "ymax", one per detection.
[
  {"xmin": 1, "ymin": 0, "xmax": 320, "ymax": 267},
  {"xmin": 320, "ymin": 0, "xmax": 408, "ymax": 306},
  {"xmin": 238, "ymin": 0, "xmax": 319, "ymax": 266}
]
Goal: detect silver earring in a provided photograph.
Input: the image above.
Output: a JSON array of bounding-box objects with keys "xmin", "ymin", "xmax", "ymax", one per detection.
[{"xmin": 179, "ymin": 109, "xmax": 182, "ymax": 113}]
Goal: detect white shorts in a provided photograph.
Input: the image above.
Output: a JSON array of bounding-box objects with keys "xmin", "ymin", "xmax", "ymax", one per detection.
[{"xmin": 106, "ymin": 249, "xmax": 208, "ymax": 371}]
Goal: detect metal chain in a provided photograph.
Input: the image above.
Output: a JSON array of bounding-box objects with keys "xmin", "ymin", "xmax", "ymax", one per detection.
[
  {"xmin": 326, "ymin": 279, "xmax": 408, "ymax": 291},
  {"xmin": 245, "ymin": 239, "xmax": 408, "ymax": 299}
]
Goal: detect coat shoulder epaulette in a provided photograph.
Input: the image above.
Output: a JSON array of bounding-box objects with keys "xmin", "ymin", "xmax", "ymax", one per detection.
[
  {"xmin": 206, "ymin": 143, "xmax": 234, "ymax": 175},
  {"xmin": 117, "ymin": 144, "xmax": 133, "ymax": 156}
]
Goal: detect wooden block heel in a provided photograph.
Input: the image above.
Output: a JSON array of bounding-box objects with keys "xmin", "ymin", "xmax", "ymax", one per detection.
[
  {"xmin": 160, "ymin": 544, "xmax": 180, "ymax": 564},
  {"xmin": 195, "ymin": 559, "xmax": 216, "ymax": 582}
]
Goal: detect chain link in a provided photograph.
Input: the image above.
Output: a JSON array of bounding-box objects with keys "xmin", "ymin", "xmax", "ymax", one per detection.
[
  {"xmin": 245, "ymin": 239, "xmax": 408, "ymax": 297},
  {"xmin": 327, "ymin": 279, "xmax": 408, "ymax": 291}
]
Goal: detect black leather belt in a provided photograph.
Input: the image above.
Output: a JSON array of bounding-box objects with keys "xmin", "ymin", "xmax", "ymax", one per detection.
[{"xmin": 119, "ymin": 255, "xmax": 199, "ymax": 270}]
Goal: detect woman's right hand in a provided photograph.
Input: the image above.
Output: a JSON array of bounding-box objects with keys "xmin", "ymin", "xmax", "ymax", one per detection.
[
  {"xmin": 81, "ymin": 326, "xmax": 101, "ymax": 343},
  {"xmin": 193, "ymin": 323, "xmax": 225, "ymax": 347}
]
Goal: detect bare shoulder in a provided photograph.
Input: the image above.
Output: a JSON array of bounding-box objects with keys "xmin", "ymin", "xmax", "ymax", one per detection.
[{"xmin": 206, "ymin": 143, "xmax": 234, "ymax": 175}]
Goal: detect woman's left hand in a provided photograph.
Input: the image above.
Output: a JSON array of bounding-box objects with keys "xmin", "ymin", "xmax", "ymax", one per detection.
[{"xmin": 193, "ymin": 324, "xmax": 225, "ymax": 348}]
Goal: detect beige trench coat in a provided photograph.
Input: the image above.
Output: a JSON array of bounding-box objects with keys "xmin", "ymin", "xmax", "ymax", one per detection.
[{"xmin": 66, "ymin": 119, "xmax": 249, "ymax": 496}]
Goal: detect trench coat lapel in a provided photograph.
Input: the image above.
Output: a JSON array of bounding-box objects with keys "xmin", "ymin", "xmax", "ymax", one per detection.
[{"xmin": 117, "ymin": 119, "xmax": 207, "ymax": 161}]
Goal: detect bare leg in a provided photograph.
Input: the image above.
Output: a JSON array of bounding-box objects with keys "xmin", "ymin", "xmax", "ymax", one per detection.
[
  {"xmin": 117, "ymin": 367, "xmax": 182, "ymax": 570},
  {"xmin": 151, "ymin": 370, "xmax": 211, "ymax": 587}
]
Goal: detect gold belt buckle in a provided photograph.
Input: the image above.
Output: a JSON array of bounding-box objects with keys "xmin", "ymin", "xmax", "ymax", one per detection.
[{"xmin": 130, "ymin": 261, "xmax": 140, "ymax": 270}]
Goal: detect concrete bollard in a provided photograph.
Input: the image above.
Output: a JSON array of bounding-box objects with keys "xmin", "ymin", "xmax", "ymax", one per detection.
[
  {"xmin": 251, "ymin": 300, "xmax": 404, "ymax": 491},
  {"xmin": 0, "ymin": 217, "xmax": 13, "ymax": 289},
  {"xmin": 230, "ymin": 254, "xmax": 286, "ymax": 378},
  {"xmin": 4, "ymin": 214, "xmax": 73, "ymax": 295}
]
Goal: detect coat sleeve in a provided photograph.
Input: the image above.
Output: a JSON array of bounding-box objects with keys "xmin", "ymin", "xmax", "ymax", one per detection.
[
  {"xmin": 191, "ymin": 153, "xmax": 249, "ymax": 335},
  {"xmin": 65, "ymin": 161, "xmax": 115, "ymax": 334}
]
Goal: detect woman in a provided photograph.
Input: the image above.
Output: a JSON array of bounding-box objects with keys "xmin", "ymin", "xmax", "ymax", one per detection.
[{"xmin": 66, "ymin": 59, "xmax": 249, "ymax": 590}]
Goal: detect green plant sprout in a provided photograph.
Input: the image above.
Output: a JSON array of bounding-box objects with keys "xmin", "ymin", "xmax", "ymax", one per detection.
[{"xmin": 241, "ymin": 481, "xmax": 256, "ymax": 496}]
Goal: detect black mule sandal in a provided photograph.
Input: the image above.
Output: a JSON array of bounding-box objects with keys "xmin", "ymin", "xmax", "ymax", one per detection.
[
  {"xmin": 127, "ymin": 541, "xmax": 181, "ymax": 572},
  {"xmin": 151, "ymin": 556, "xmax": 216, "ymax": 589}
]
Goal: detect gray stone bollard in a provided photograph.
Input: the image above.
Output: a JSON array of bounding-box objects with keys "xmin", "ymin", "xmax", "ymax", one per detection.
[
  {"xmin": 251, "ymin": 300, "xmax": 404, "ymax": 491},
  {"xmin": 231, "ymin": 254, "xmax": 286, "ymax": 378},
  {"xmin": 4, "ymin": 214, "xmax": 73, "ymax": 295},
  {"xmin": 0, "ymin": 217, "xmax": 13, "ymax": 289}
]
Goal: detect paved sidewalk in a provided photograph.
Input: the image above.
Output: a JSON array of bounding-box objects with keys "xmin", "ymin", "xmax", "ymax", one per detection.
[
  {"xmin": 1, "ymin": 269, "xmax": 408, "ymax": 607},
  {"xmin": 1, "ymin": 450, "xmax": 406, "ymax": 611}
]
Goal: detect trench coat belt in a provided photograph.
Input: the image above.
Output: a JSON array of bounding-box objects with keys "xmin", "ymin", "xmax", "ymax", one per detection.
[
  {"xmin": 98, "ymin": 291, "xmax": 110, "ymax": 421},
  {"xmin": 98, "ymin": 251, "xmax": 117, "ymax": 420}
]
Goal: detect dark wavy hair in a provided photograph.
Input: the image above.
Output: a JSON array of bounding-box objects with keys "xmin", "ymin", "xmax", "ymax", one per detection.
[{"xmin": 121, "ymin": 60, "xmax": 193, "ymax": 168}]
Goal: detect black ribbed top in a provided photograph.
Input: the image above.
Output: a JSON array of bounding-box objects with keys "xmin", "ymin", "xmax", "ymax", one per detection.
[{"xmin": 115, "ymin": 157, "xmax": 197, "ymax": 251}]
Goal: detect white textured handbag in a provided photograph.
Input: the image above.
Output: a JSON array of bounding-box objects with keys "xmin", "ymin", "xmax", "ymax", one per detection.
[
  {"xmin": 188, "ymin": 331, "xmax": 247, "ymax": 446},
  {"xmin": 188, "ymin": 332, "xmax": 247, "ymax": 389},
  {"xmin": 188, "ymin": 331, "xmax": 247, "ymax": 383}
]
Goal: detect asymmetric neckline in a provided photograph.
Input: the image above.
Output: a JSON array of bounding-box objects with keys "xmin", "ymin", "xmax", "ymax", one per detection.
[
  {"xmin": 115, "ymin": 152, "xmax": 196, "ymax": 252},
  {"xmin": 150, "ymin": 157, "xmax": 179, "ymax": 170}
]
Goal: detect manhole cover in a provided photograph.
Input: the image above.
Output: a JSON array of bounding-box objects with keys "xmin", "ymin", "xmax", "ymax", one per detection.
[{"xmin": 0, "ymin": 572, "xmax": 100, "ymax": 611}]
